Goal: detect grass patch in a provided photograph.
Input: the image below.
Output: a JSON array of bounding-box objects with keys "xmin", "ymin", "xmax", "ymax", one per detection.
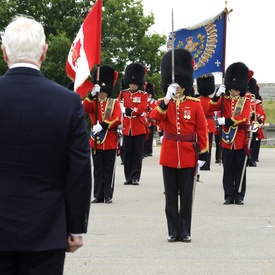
[{"xmin": 263, "ymin": 99, "xmax": 275, "ymax": 124}]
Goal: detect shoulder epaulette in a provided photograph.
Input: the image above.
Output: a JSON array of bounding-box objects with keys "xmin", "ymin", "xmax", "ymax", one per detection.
[
  {"xmin": 138, "ymin": 90, "xmax": 147, "ymax": 94},
  {"xmin": 186, "ymin": 96, "xmax": 200, "ymax": 102}
]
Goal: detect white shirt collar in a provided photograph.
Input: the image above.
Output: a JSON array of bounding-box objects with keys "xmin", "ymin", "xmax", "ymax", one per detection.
[{"xmin": 10, "ymin": 62, "xmax": 40, "ymax": 71}]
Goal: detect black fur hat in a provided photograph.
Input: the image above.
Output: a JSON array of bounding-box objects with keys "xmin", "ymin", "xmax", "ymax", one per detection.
[
  {"xmin": 92, "ymin": 65, "xmax": 118, "ymax": 97},
  {"xmin": 67, "ymin": 81, "xmax": 74, "ymax": 91},
  {"xmin": 196, "ymin": 74, "xmax": 215, "ymax": 96},
  {"xmin": 161, "ymin": 48, "xmax": 194, "ymax": 95},
  {"xmin": 145, "ymin": 82, "xmax": 155, "ymax": 97},
  {"xmin": 120, "ymin": 78, "xmax": 128, "ymax": 90},
  {"xmin": 248, "ymin": 77, "xmax": 260, "ymax": 99},
  {"xmin": 124, "ymin": 63, "xmax": 146, "ymax": 89},
  {"xmin": 224, "ymin": 62, "xmax": 249, "ymax": 96}
]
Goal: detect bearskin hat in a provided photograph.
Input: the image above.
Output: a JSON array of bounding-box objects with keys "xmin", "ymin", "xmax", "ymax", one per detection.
[
  {"xmin": 145, "ymin": 82, "xmax": 155, "ymax": 97},
  {"xmin": 67, "ymin": 81, "xmax": 74, "ymax": 91},
  {"xmin": 161, "ymin": 48, "xmax": 194, "ymax": 95},
  {"xmin": 120, "ymin": 78, "xmax": 128, "ymax": 90},
  {"xmin": 92, "ymin": 65, "xmax": 118, "ymax": 97},
  {"xmin": 248, "ymin": 77, "xmax": 260, "ymax": 99},
  {"xmin": 224, "ymin": 62, "xmax": 249, "ymax": 96},
  {"xmin": 196, "ymin": 74, "xmax": 215, "ymax": 96},
  {"xmin": 124, "ymin": 63, "xmax": 146, "ymax": 89}
]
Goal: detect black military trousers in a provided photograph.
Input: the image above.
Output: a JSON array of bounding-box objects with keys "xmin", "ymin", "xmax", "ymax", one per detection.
[
  {"xmin": 144, "ymin": 126, "xmax": 155, "ymax": 155},
  {"xmin": 201, "ymin": 132, "xmax": 213, "ymax": 170},
  {"xmin": 222, "ymin": 147, "xmax": 246, "ymax": 201},
  {"xmin": 123, "ymin": 134, "xmax": 145, "ymax": 182},
  {"xmin": 162, "ymin": 166, "xmax": 195, "ymax": 238},
  {"xmin": 92, "ymin": 148, "xmax": 116, "ymax": 200}
]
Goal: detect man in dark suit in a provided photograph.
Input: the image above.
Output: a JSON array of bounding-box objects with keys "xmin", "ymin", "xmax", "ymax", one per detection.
[{"xmin": 0, "ymin": 15, "xmax": 92, "ymax": 274}]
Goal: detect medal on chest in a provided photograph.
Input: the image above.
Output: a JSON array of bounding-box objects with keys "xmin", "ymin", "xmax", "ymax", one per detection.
[
  {"xmin": 132, "ymin": 96, "xmax": 141, "ymax": 103},
  {"xmin": 183, "ymin": 109, "xmax": 191, "ymax": 120}
]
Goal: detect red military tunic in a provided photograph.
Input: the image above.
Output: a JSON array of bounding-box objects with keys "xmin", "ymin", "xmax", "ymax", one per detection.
[
  {"xmin": 118, "ymin": 89, "xmax": 148, "ymax": 136},
  {"xmin": 197, "ymin": 95, "xmax": 216, "ymax": 133},
  {"xmin": 208, "ymin": 94, "xmax": 251, "ymax": 150},
  {"xmin": 83, "ymin": 97, "xmax": 122, "ymax": 150},
  {"xmin": 150, "ymin": 96, "xmax": 208, "ymax": 168},
  {"xmin": 147, "ymin": 98, "xmax": 159, "ymax": 127},
  {"xmin": 250, "ymin": 97, "xmax": 266, "ymax": 140}
]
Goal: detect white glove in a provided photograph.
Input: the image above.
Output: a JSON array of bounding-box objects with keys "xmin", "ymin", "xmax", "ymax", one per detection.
[
  {"xmin": 217, "ymin": 117, "xmax": 225, "ymax": 125},
  {"xmin": 197, "ymin": 160, "xmax": 205, "ymax": 168},
  {"xmin": 250, "ymin": 122, "xmax": 259, "ymax": 132},
  {"xmin": 91, "ymin": 84, "xmax": 101, "ymax": 96},
  {"xmin": 120, "ymin": 102, "xmax": 125, "ymax": 114},
  {"xmin": 93, "ymin": 123, "xmax": 103, "ymax": 134},
  {"xmin": 216, "ymin": 85, "xmax": 226, "ymax": 97},
  {"xmin": 165, "ymin": 83, "xmax": 179, "ymax": 100},
  {"xmin": 160, "ymin": 136, "xmax": 163, "ymax": 143}
]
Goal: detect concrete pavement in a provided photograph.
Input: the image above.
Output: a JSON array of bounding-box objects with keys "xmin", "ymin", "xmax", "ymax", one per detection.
[{"xmin": 64, "ymin": 146, "xmax": 275, "ymax": 275}]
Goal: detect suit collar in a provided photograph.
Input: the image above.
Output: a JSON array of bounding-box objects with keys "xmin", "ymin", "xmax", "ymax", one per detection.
[
  {"xmin": 10, "ymin": 62, "xmax": 40, "ymax": 70},
  {"xmin": 4, "ymin": 66, "xmax": 44, "ymax": 78}
]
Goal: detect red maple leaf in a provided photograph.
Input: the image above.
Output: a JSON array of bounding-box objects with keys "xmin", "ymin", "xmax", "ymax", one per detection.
[{"xmin": 71, "ymin": 39, "xmax": 81, "ymax": 66}]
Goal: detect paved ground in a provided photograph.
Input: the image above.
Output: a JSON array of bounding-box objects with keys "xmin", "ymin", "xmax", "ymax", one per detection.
[{"xmin": 64, "ymin": 147, "xmax": 275, "ymax": 275}]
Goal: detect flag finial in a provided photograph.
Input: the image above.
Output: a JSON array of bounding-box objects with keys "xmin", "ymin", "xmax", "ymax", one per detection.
[{"xmin": 224, "ymin": 0, "xmax": 233, "ymax": 16}]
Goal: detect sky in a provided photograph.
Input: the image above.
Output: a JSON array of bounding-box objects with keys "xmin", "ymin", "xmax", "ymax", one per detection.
[{"xmin": 142, "ymin": 0, "xmax": 274, "ymax": 84}]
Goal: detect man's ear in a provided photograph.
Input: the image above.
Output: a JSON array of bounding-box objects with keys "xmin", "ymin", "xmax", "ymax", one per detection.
[
  {"xmin": 40, "ymin": 44, "xmax": 48, "ymax": 62},
  {"xmin": 1, "ymin": 45, "xmax": 9, "ymax": 62}
]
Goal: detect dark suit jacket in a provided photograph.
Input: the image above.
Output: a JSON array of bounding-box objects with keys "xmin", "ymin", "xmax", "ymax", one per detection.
[{"xmin": 0, "ymin": 67, "xmax": 92, "ymax": 251}]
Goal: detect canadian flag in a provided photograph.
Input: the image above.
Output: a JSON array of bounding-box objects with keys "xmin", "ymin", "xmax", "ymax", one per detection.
[{"xmin": 66, "ymin": 0, "xmax": 102, "ymax": 98}]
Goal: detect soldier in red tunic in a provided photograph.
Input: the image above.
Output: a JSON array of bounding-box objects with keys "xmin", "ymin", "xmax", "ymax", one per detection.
[
  {"xmin": 208, "ymin": 62, "xmax": 251, "ymax": 205},
  {"xmin": 118, "ymin": 63, "xmax": 148, "ymax": 185},
  {"xmin": 144, "ymin": 82, "xmax": 158, "ymax": 157},
  {"xmin": 246, "ymin": 76, "xmax": 267, "ymax": 166},
  {"xmin": 83, "ymin": 65, "xmax": 122, "ymax": 204},
  {"xmin": 196, "ymin": 74, "xmax": 216, "ymax": 170},
  {"xmin": 254, "ymin": 85, "xmax": 266, "ymax": 162},
  {"xmin": 150, "ymin": 49, "xmax": 208, "ymax": 243}
]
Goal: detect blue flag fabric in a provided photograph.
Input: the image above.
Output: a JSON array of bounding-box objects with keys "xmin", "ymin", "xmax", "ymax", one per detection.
[{"xmin": 167, "ymin": 11, "xmax": 226, "ymax": 79}]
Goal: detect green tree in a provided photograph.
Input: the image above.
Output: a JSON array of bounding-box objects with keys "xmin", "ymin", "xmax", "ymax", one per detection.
[
  {"xmin": 0, "ymin": 0, "xmax": 166, "ymax": 97},
  {"xmin": 101, "ymin": 0, "xmax": 166, "ymax": 96}
]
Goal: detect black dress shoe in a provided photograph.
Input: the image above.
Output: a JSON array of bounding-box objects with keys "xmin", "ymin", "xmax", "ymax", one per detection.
[
  {"xmin": 91, "ymin": 198, "xmax": 104, "ymax": 203},
  {"xmin": 124, "ymin": 180, "xmax": 132, "ymax": 185},
  {"xmin": 180, "ymin": 236, "xmax": 192, "ymax": 243},
  {"xmin": 132, "ymin": 179, "xmax": 139, "ymax": 185},
  {"xmin": 248, "ymin": 161, "xmax": 257, "ymax": 167},
  {"xmin": 167, "ymin": 236, "xmax": 178, "ymax": 242},
  {"xmin": 235, "ymin": 199, "xmax": 244, "ymax": 205},
  {"xmin": 223, "ymin": 199, "xmax": 234, "ymax": 205},
  {"xmin": 105, "ymin": 198, "xmax": 112, "ymax": 204}
]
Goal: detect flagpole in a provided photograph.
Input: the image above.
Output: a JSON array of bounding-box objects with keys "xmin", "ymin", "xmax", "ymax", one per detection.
[
  {"xmin": 94, "ymin": 64, "xmax": 101, "ymax": 154},
  {"xmin": 93, "ymin": 0, "xmax": 103, "ymax": 155},
  {"xmin": 171, "ymin": 9, "xmax": 175, "ymax": 83},
  {"xmin": 218, "ymin": 0, "xmax": 232, "ymax": 164}
]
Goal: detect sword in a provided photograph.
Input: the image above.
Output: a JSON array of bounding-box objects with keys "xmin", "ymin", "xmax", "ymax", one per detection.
[
  {"xmin": 238, "ymin": 94, "xmax": 259, "ymax": 193},
  {"xmin": 238, "ymin": 121, "xmax": 257, "ymax": 193}
]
